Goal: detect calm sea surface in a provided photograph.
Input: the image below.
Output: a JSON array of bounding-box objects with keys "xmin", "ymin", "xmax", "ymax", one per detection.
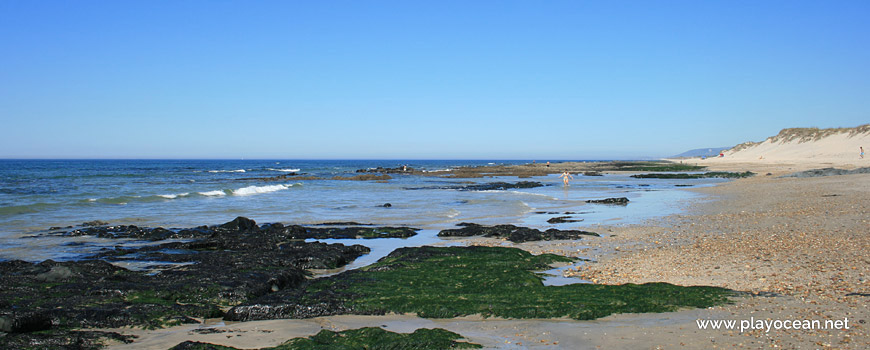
[{"xmin": 0, "ymin": 159, "xmax": 726, "ymax": 262}]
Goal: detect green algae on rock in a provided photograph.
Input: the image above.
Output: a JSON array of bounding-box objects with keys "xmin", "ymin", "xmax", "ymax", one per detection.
[
  {"xmin": 169, "ymin": 327, "xmax": 481, "ymax": 350},
  {"xmin": 227, "ymin": 246, "xmax": 732, "ymax": 321}
]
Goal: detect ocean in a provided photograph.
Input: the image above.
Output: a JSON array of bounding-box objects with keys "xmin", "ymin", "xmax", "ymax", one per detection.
[{"xmin": 0, "ymin": 159, "xmax": 726, "ymax": 263}]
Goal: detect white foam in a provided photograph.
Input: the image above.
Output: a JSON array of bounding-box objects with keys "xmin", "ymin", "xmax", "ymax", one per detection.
[
  {"xmin": 158, "ymin": 193, "xmax": 190, "ymax": 199},
  {"xmin": 207, "ymin": 169, "xmax": 246, "ymax": 173},
  {"xmin": 232, "ymin": 184, "xmax": 292, "ymax": 196},
  {"xmin": 268, "ymin": 168, "xmax": 301, "ymax": 172},
  {"xmin": 199, "ymin": 190, "xmax": 227, "ymax": 196}
]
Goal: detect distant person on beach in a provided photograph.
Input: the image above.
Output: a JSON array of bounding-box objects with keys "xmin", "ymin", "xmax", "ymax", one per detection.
[
  {"xmin": 546, "ymin": 161, "xmax": 550, "ymax": 168},
  {"xmin": 559, "ymin": 171, "xmax": 573, "ymax": 186},
  {"xmin": 861, "ymin": 146, "xmax": 865, "ymax": 159}
]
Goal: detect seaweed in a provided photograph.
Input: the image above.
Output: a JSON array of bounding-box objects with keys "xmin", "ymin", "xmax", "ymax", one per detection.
[
  {"xmin": 169, "ymin": 327, "xmax": 481, "ymax": 350},
  {"xmin": 630, "ymin": 171, "xmax": 755, "ymax": 179},
  {"xmin": 228, "ymin": 246, "xmax": 732, "ymax": 321}
]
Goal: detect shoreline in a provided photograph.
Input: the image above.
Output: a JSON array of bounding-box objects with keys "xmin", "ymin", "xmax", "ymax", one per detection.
[{"xmin": 102, "ymin": 163, "xmax": 868, "ymax": 349}]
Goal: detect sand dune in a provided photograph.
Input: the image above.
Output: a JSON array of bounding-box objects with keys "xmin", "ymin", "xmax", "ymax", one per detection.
[{"xmin": 674, "ymin": 124, "xmax": 869, "ymax": 171}]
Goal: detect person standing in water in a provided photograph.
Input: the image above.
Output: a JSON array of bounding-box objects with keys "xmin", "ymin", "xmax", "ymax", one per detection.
[{"xmin": 559, "ymin": 171, "xmax": 573, "ymax": 186}]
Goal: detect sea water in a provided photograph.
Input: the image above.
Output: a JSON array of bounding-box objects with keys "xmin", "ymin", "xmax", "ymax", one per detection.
[{"xmin": 0, "ymin": 159, "xmax": 727, "ymax": 262}]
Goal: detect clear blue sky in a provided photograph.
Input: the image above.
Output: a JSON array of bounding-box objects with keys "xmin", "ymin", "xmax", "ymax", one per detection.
[{"xmin": 1, "ymin": 1, "xmax": 868, "ymax": 159}]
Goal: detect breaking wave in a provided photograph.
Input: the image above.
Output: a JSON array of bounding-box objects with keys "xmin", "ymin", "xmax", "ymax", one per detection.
[
  {"xmin": 207, "ymin": 169, "xmax": 246, "ymax": 173},
  {"xmin": 232, "ymin": 184, "xmax": 296, "ymax": 196},
  {"xmin": 267, "ymin": 168, "xmax": 301, "ymax": 172}
]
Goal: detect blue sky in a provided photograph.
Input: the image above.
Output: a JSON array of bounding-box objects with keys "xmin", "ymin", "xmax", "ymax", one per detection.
[{"xmin": 1, "ymin": 1, "xmax": 868, "ymax": 159}]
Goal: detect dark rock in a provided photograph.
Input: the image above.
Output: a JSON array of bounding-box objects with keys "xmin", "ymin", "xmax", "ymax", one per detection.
[
  {"xmin": 82, "ymin": 220, "xmax": 109, "ymax": 227},
  {"xmin": 631, "ymin": 171, "xmax": 754, "ymax": 179},
  {"xmin": 0, "ymin": 330, "xmax": 134, "ymax": 349},
  {"xmin": 0, "ymin": 311, "xmax": 52, "ymax": 333},
  {"xmin": 63, "ymin": 224, "xmax": 189, "ymax": 241},
  {"xmin": 356, "ymin": 166, "xmax": 414, "ymax": 174},
  {"xmin": 405, "ymin": 181, "xmax": 545, "ymax": 191},
  {"xmin": 171, "ymin": 341, "xmax": 232, "ymax": 350},
  {"xmin": 312, "ymin": 222, "xmax": 374, "ymax": 226},
  {"xmin": 582, "ymin": 171, "xmax": 603, "ymax": 176},
  {"xmin": 303, "ymin": 226, "xmax": 416, "ymax": 239},
  {"xmin": 438, "ymin": 223, "xmax": 598, "ymax": 243},
  {"xmin": 547, "ymin": 216, "xmax": 583, "ymax": 224},
  {"xmin": 331, "ymin": 174, "xmax": 392, "ymax": 181},
  {"xmin": 586, "ymin": 197, "xmax": 630, "ymax": 205},
  {"xmin": 217, "ymin": 216, "xmax": 259, "ymax": 233},
  {"xmin": 1, "ymin": 217, "xmax": 371, "ymax": 341}
]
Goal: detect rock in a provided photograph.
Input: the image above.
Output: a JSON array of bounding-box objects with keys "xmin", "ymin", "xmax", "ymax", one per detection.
[
  {"xmin": 1, "ymin": 218, "xmax": 372, "ymax": 340},
  {"xmin": 582, "ymin": 171, "xmax": 603, "ymax": 176},
  {"xmin": 332, "ymin": 174, "xmax": 392, "ymax": 181},
  {"xmin": 303, "ymin": 226, "xmax": 417, "ymax": 239},
  {"xmin": 217, "ymin": 216, "xmax": 259, "ymax": 233},
  {"xmin": 356, "ymin": 166, "xmax": 414, "ymax": 174},
  {"xmin": 0, "ymin": 311, "xmax": 52, "ymax": 333},
  {"xmin": 630, "ymin": 172, "xmax": 754, "ymax": 179},
  {"xmin": 0, "ymin": 330, "xmax": 133, "ymax": 349},
  {"xmin": 382, "ymin": 203, "xmax": 392, "ymax": 208},
  {"xmin": 438, "ymin": 223, "xmax": 598, "ymax": 243},
  {"xmin": 82, "ymin": 220, "xmax": 109, "ymax": 227},
  {"xmin": 586, "ymin": 197, "xmax": 630, "ymax": 205},
  {"xmin": 547, "ymin": 216, "xmax": 583, "ymax": 224},
  {"xmin": 405, "ymin": 181, "xmax": 545, "ymax": 191},
  {"xmin": 35, "ymin": 266, "xmax": 75, "ymax": 282}
]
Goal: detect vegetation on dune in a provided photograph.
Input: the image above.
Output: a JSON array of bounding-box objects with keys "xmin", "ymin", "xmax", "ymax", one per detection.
[{"xmin": 730, "ymin": 124, "xmax": 870, "ymax": 153}]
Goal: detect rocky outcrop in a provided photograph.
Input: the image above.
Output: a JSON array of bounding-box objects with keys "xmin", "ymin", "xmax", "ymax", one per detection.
[
  {"xmin": 0, "ymin": 217, "xmax": 371, "ymax": 348},
  {"xmin": 547, "ymin": 216, "xmax": 583, "ymax": 224},
  {"xmin": 438, "ymin": 223, "xmax": 598, "ymax": 243},
  {"xmin": 585, "ymin": 197, "xmax": 630, "ymax": 205},
  {"xmin": 630, "ymin": 172, "xmax": 754, "ymax": 179},
  {"xmin": 356, "ymin": 166, "xmax": 415, "ymax": 174},
  {"xmin": 53, "ymin": 217, "xmax": 417, "ymax": 241},
  {"xmin": 406, "ymin": 181, "xmax": 545, "ymax": 191}
]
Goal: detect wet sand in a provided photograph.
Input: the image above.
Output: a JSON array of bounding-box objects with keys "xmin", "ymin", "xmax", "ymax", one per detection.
[{"xmin": 102, "ymin": 162, "xmax": 869, "ymax": 349}]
